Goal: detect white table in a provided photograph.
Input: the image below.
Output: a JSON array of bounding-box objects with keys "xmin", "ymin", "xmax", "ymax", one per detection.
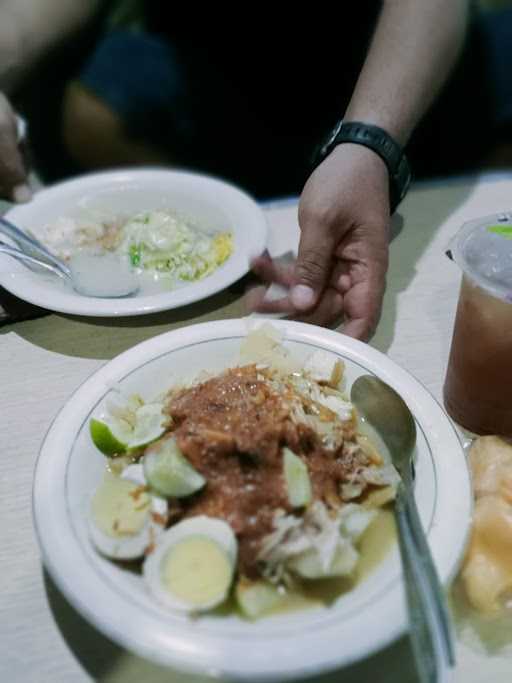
[{"xmin": 2, "ymin": 173, "xmax": 512, "ymax": 682}]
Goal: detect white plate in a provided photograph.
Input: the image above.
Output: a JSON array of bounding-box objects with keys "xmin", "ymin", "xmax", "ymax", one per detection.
[
  {"xmin": 33, "ymin": 319, "xmax": 472, "ymax": 681},
  {"xmin": 0, "ymin": 169, "xmax": 267, "ymax": 316}
]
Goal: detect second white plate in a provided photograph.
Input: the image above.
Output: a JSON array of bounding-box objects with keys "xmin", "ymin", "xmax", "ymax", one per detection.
[{"xmin": 0, "ymin": 169, "xmax": 267, "ymax": 316}]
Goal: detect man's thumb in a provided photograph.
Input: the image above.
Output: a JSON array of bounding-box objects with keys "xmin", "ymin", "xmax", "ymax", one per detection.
[{"xmin": 291, "ymin": 231, "xmax": 334, "ymax": 311}]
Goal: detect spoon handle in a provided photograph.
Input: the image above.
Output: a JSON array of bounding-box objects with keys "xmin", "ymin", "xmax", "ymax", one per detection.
[
  {"xmin": 0, "ymin": 242, "xmax": 69, "ymax": 281},
  {"xmin": 0, "ymin": 216, "xmax": 70, "ymax": 276},
  {"xmin": 401, "ymin": 479, "xmax": 456, "ymax": 664},
  {"xmin": 395, "ymin": 487, "xmax": 455, "ymax": 683}
]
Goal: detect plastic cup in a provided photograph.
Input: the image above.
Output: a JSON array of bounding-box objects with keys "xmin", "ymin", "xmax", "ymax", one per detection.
[{"xmin": 443, "ymin": 213, "xmax": 512, "ymax": 437}]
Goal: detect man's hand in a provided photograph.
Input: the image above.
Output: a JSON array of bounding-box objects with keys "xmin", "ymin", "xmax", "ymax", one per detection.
[
  {"xmin": 249, "ymin": 0, "xmax": 470, "ymax": 340},
  {"xmin": 248, "ymin": 144, "xmax": 391, "ymax": 341},
  {"xmin": 0, "ymin": 92, "xmax": 30, "ymax": 202}
]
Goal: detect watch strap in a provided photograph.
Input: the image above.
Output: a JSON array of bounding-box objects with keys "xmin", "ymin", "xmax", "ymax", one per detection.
[{"xmin": 312, "ymin": 121, "xmax": 412, "ymax": 214}]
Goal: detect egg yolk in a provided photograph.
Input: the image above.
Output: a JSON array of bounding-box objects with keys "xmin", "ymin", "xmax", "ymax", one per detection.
[
  {"xmin": 161, "ymin": 536, "xmax": 232, "ymax": 607},
  {"xmin": 92, "ymin": 472, "xmax": 151, "ymax": 538}
]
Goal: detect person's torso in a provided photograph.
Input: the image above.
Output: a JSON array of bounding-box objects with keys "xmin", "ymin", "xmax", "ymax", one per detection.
[{"xmin": 144, "ymin": 3, "xmax": 382, "ymax": 130}]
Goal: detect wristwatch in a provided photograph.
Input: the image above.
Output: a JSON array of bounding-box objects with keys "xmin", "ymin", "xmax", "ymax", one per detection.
[{"xmin": 312, "ymin": 120, "xmax": 412, "ymax": 214}]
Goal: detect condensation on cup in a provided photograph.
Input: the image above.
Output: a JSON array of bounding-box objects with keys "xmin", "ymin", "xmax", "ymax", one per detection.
[{"xmin": 443, "ymin": 212, "xmax": 512, "ymax": 438}]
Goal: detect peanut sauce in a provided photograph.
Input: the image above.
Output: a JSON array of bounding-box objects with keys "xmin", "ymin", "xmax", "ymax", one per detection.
[{"xmin": 164, "ymin": 365, "xmax": 370, "ymax": 577}]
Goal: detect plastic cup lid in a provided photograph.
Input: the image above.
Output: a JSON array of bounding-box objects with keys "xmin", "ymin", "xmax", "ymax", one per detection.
[{"xmin": 448, "ymin": 212, "xmax": 512, "ymax": 301}]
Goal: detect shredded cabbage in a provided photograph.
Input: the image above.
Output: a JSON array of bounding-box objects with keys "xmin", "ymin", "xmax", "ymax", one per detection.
[
  {"xmin": 258, "ymin": 501, "xmax": 377, "ymax": 582},
  {"xmin": 341, "ymin": 463, "xmax": 401, "ymax": 501},
  {"xmin": 41, "ymin": 209, "xmax": 233, "ymax": 284},
  {"xmin": 120, "ymin": 211, "xmax": 232, "ymax": 281}
]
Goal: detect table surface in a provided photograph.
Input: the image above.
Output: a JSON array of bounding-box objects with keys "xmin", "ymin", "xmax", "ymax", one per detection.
[{"xmin": 2, "ymin": 173, "xmax": 512, "ymax": 683}]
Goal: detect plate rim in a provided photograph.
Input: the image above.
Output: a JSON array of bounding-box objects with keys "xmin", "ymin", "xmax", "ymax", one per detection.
[
  {"xmin": 0, "ymin": 168, "xmax": 267, "ymax": 317},
  {"xmin": 32, "ymin": 319, "xmax": 472, "ymax": 680}
]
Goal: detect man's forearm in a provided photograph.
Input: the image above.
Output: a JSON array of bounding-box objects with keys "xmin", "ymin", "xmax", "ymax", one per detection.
[
  {"xmin": 0, "ymin": 0, "xmax": 101, "ymax": 92},
  {"xmin": 344, "ymin": 0, "xmax": 471, "ymax": 145}
]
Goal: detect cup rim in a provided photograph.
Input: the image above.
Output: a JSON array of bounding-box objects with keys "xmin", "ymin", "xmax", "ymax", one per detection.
[{"xmin": 449, "ymin": 211, "xmax": 512, "ymax": 303}]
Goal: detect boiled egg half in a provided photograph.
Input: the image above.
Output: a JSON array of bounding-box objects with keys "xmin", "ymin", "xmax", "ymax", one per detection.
[
  {"xmin": 88, "ymin": 464, "xmax": 167, "ymax": 560},
  {"xmin": 143, "ymin": 516, "xmax": 238, "ymax": 613}
]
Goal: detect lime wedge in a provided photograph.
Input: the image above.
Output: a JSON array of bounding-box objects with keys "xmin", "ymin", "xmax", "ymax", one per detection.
[
  {"xmin": 90, "ymin": 402, "xmax": 166, "ymax": 456},
  {"xmin": 487, "ymin": 225, "xmax": 512, "ymax": 239},
  {"xmin": 144, "ymin": 437, "xmax": 206, "ymax": 497},
  {"xmin": 128, "ymin": 403, "xmax": 167, "ymax": 449},
  {"xmin": 90, "ymin": 418, "xmax": 130, "ymax": 456}
]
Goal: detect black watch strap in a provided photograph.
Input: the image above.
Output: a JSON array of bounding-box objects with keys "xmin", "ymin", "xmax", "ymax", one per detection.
[{"xmin": 312, "ymin": 120, "xmax": 412, "ymax": 214}]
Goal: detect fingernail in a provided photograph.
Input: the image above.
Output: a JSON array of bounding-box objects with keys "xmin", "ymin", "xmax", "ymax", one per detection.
[
  {"xmin": 263, "ymin": 282, "xmax": 289, "ymax": 302},
  {"xmin": 12, "ymin": 183, "xmax": 32, "ymax": 203},
  {"xmin": 291, "ymin": 284, "xmax": 315, "ymax": 310}
]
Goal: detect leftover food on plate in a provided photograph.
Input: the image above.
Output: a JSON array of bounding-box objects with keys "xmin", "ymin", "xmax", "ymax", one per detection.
[
  {"xmin": 87, "ymin": 325, "xmax": 399, "ymax": 619},
  {"xmin": 38, "ymin": 209, "xmax": 233, "ymax": 288},
  {"xmin": 461, "ymin": 436, "xmax": 512, "ymax": 616}
]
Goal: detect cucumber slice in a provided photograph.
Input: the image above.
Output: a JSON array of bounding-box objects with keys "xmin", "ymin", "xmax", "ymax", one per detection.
[
  {"xmin": 236, "ymin": 579, "xmax": 283, "ymax": 619},
  {"xmin": 144, "ymin": 437, "xmax": 206, "ymax": 497},
  {"xmin": 283, "ymin": 447, "xmax": 312, "ymax": 508}
]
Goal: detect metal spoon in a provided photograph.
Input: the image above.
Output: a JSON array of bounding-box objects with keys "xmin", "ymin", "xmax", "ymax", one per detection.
[
  {"xmin": 0, "ymin": 215, "xmax": 68, "ymax": 275},
  {"xmin": 0, "ymin": 241, "xmax": 139, "ymax": 298},
  {"xmin": 350, "ymin": 375, "xmax": 455, "ymax": 683}
]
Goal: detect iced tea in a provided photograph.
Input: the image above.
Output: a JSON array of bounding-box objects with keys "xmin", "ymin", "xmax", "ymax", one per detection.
[{"xmin": 443, "ymin": 275, "xmax": 512, "ymax": 436}]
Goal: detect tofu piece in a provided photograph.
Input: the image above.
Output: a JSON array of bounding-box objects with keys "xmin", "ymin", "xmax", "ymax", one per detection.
[
  {"xmin": 317, "ymin": 394, "xmax": 353, "ymax": 421},
  {"xmin": 304, "ymin": 350, "xmax": 344, "ymax": 386}
]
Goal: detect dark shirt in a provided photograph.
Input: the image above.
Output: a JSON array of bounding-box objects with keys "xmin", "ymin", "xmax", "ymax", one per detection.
[{"xmin": 144, "ymin": 3, "xmax": 382, "ymax": 135}]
